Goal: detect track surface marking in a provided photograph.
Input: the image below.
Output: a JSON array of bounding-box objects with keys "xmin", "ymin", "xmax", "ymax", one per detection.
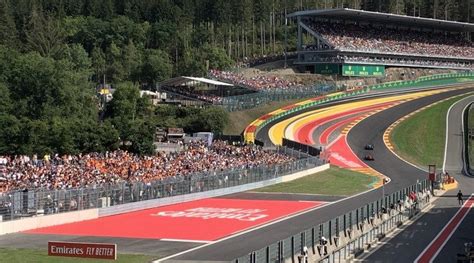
[
  {"xmin": 26, "ymin": 198, "xmax": 324, "ymax": 241},
  {"xmin": 416, "ymin": 195, "xmax": 474, "ymax": 263}
]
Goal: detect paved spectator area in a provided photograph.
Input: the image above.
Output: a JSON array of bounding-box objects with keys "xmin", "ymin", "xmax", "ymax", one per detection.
[{"xmin": 24, "ymin": 198, "xmax": 325, "ymax": 242}]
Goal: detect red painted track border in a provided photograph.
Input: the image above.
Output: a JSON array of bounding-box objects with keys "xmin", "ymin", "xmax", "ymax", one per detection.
[{"xmin": 25, "ymin": 198, "xmax": 324, "ymax": 242}]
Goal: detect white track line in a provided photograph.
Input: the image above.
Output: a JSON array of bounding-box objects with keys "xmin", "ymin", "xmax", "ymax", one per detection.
[
  {"xmin": 442, "ymin": 96, "xmax": 474, "ymax": 173},
  {"xmin": 443, "ymin": 98, "xmax": 459, "ymax": 173},
  {"xmin": 415, "ymin": 194, "xmax": 474, "ymax": 263}
]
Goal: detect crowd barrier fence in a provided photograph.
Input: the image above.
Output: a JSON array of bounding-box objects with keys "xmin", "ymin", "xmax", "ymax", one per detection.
[{"xmin": 0, "ymin": 149, "xmax": 325, "ymax": 222}]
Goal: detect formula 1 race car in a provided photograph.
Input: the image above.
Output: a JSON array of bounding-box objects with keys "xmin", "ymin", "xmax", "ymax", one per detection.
[
  {"xmin": 364, "ymin": 144, "xmax": 374, "ymax": 150},
  {"xmin": 364, "ymin": 153, "xmax": 375, "ymax": 161}
]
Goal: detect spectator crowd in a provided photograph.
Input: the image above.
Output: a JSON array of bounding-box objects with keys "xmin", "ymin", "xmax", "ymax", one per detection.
[
  {"xmin": 209, "ymin": 69, "xmax": 303, "ymax": 91},
  {"xmin": 162, "ymin": 86, "xmax": 224, "ymax": 104},
  {"xmin": 305, "ymin": 21, "xmax": 474, "ymax": 59},
  {"xmin": 303, "ymin": 54, "xmax": 473, "ymax": 69},
  {"xmin": 0, "ymin": 141, "xmax": 294, "ymax": 193}
]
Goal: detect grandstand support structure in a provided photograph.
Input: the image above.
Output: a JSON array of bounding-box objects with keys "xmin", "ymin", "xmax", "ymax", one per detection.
[
  {"xmin": 287, "ymin": 8, "xmax": 474, "ymax": 74},
  {"xmin": 297, "ymin": 19, "xmax": 333, "ymax": 49}
]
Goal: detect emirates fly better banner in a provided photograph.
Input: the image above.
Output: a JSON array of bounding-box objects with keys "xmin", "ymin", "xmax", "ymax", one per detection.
[{"xmin": 48, "ymin": 241, "xmax": 117, "ymax": 260}]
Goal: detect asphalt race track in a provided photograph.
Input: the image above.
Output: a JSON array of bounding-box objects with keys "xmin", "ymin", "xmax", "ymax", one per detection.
[
  {"xmin": 3, "ymin": 86, "xmax": 472, "ymax": 262},
  {"xmin": 361, "ymin": 95, "xmax": 474, "ymax": 263},
  {"xmin": 166, "ymin": 85, "xmax": 474, "ymax": 262}
]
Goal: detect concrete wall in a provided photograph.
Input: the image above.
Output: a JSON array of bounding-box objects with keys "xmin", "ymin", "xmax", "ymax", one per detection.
[
  {"xmin": 0, "ymin": 163, "xmax": 330, "ymax": 234},
  {"xmin": 0, "ymin": 209, "xmax": 99, "ymax": 235},
  {"xmin": 281, "ymin": 164, "xmax": 329, "ymax": 183}
]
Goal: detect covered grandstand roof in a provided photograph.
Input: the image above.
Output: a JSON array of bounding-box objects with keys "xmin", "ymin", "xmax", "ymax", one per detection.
[
  {"xmin": 288, "ymin": 8, "xmax": 474, "ymax": 32},
  {"xmin": 159, "ymin": 76, "xmax": 234, "ymax": 87}
]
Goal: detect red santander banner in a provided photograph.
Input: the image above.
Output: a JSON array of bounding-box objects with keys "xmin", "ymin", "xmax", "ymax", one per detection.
[{"xmin": 48, "ymin": 241, "xmax": 117, "ymax": 260}]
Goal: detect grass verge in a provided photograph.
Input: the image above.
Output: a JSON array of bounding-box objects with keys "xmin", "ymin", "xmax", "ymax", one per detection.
[
  {"xmin": 253, "ymin": 166, "xmax": 374, "ymax": 196},
  {"xmin": 224, "ymin": 98, "xmax": 308, "ymax": 135},
  {"xmin": 391, "ymin": 95, "xmax": 468, "ymax": 168},
  {"xmin": 0, "ymin": 248, "xmax": 157, "ymax": 263}
]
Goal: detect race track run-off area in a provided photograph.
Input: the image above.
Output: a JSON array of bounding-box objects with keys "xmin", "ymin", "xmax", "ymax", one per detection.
[{"xmin": 25, "ymin": 198, "xmax": 324, "ymax": 242}]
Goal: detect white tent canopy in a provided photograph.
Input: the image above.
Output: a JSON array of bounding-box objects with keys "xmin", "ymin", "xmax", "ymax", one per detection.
[{"xmin": 158, "ymin": 76, "xmax": 234, "ymax": 88}]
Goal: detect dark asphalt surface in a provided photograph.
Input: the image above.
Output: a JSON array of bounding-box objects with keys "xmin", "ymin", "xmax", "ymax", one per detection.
[
  {"xmin": 435, "ymin": 95, "xmax": 474, "ymax": 262},
  {"xmin": 168, "ymin": 86, "xmax": 474, "ymax": 262},
  {"xmin": 362, "ymin": 94, "xmax": 474, "ymax": 263}
]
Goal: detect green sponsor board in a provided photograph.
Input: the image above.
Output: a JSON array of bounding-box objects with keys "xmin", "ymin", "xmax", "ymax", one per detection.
[
  {"xmin": 342, "ymin": 64, "xmax": 385, "ymax": 77},
  {"xmin": 315, "ymin": 64, "xmax": 340, "ymax": 74}
]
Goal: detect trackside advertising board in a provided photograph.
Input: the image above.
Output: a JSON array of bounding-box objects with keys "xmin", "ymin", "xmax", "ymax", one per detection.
[
  {"xmin": 315, "ymin": 64, "xmax": 340, "ymax": 74},
  {"xmin": 342, "ymin": 64, "xmax": 385, "ymax": 77},
  {"xmin": 48, "ymin": 241, "xmax": 117, "ymax": 260}
]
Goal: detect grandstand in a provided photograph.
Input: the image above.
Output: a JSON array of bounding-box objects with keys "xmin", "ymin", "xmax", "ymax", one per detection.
[
  {"xmin": 288, "ymin": 8, "xmax": 474, "ymax": 74},
  {"xmin": 158, "ymin": 76, "xmax": 254, "ymax": 105}
]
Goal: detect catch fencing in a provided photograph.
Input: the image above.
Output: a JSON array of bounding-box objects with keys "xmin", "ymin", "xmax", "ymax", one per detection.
[
  {"xmin": 0, "ymin": 150, "xmax": 325, "ymax": 222},
  {"xmin": 234, "ymin": 179, "xmax": 432, "ymax": 263}
]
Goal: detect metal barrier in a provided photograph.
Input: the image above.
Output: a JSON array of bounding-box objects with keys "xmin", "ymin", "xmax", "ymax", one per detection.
[
  {"xmin": 234, "ymin": 179, "xmax": 432, "ymax": 263},
  {"xmin": 0, "ymin": 153, "xmax": 325, "ymax": 222},
  {"xmin": 282, "ymin": 138, "xmax": 321, "ymax": 156}
]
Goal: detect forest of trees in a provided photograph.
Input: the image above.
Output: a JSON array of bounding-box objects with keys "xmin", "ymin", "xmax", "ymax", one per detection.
[{"xmin": 0, "ymin": 0, "xmax": 472, "ymax": 155}]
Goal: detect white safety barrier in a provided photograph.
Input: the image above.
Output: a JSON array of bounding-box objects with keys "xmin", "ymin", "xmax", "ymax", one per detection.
[{"xmin": 0, "ymin": 208, "xmax": 99, "ymax": 235}]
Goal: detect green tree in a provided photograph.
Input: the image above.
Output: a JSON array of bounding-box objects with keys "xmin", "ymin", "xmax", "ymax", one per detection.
[
  {"xmin": 105, "ymin": 41, "xmax": 126, "ymax": 82},
  {"xmin": 122, "ymin": 40, "xmax": 142, "ymax": 82},
  {"xmin": 25, "ymin": 11, "xmax": 66, "ymax": 58},
  {"xmin": 105, "ymin": 82, "xmax": 156, "ymax": 154},
  {"xmin": 83, "ymin": 0, "xmax": 100, "ymax": 17},
  {"xmin": 99, "ymin": 0, "xmax": 114, "ymax": 19},
  {"xmin": 48, "ymin": 117, "xmax": 76, "ymax": 154},
  {"xmin": 0, "ymin": 0, "xmax": 19, "ymax": 48},
  {"xmin": 91, "ymin": 45, "xmax": 106, "ymax": 84},
  {"xmin": 140, "ymin": 49, "xmax": 172, "ymax": 85},
  {"xmin": 199, "ymin": 44, "xmax": 234, "ymax": 70},
  {"xmin": 0, "ymin": 82, "xmax": 12, "ymax": 114},
  {"xmin": 128, "ymin": 118, "xmax": 155, "ymax": 155},
  {"xmin": 61, "ymin": 43, "xmax": 92, "ymax": 81},
  {"xmin": 0, "ymin": 114, "xmax": 21, "ymax": 154},
  {"xmin": 198, "ymin": 107, "xmax": 228, "ymax": 134}
]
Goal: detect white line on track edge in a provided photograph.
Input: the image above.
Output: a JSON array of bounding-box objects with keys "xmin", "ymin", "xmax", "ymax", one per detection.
[
  {"xmin": 443, "ymin": 95, "xmax": 474, "ymax": 173},
  {"xmin": 414, "ymin": 194, "xmax": 474, "ymax": 263}
]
